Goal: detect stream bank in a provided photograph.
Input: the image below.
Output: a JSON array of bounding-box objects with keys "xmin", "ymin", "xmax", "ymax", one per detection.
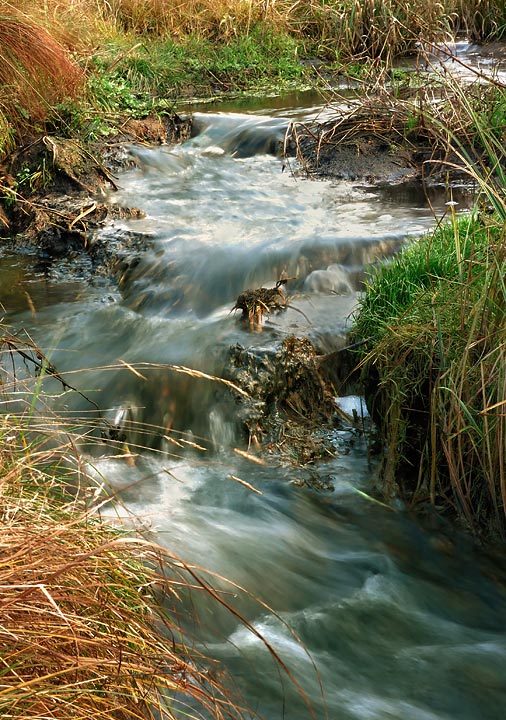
[
  {"xmin": 3, "ymin": 86, "xmax": 506, "ymax": 720},
  {"xmin": 0, "ymin": 114, "xmax": 192, "ymax": 278}
]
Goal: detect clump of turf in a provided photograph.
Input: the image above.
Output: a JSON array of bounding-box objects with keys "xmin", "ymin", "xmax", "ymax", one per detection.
[{"xmin": 353, "ymin": 212, "xmax": 506, "ymax": 541}]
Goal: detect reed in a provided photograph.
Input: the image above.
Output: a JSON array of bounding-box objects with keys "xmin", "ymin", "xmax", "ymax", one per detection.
[
  {"xmin": 91, "ymin": 0, "xmax": 506, "ymax": 49},
  {"xmin": 453, "ymin": 0, "xmax": 506, "ymax": 41},
  {"xmin": 0, "ymin": 3, "xmax": 83, "ymax": 158},
  {"xmin": 7, "ymin": 0, "xmax": 506, "ymax": 55}
]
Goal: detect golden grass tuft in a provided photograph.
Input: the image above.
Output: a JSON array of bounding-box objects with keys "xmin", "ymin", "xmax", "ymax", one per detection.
[
  {"xmin": 90, "ymin": 0, "xmax": 271, "ymax": 39},
  {"xmin": 0, "ymin": 415, "xmax": 247, "ymax": 720},
  {"xmin": 0, "ymin": 3, "xmax": 83, "ymax": 152}
]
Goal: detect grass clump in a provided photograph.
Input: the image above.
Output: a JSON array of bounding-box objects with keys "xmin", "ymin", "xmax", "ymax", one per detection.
[
  {"xmin": 0, "ymin": 414, "xmax": 247, "ymax": 719},
  {"xmin": 90, "ymin": 28, "xmax": 304, "ymax": 106},
  {"xmin": 0, "ymin": 3, "xmax": 84, "ymax": 154},
  {"xmin": 353, "ymin": 212, "xmax": 506, "ymax": 541}
]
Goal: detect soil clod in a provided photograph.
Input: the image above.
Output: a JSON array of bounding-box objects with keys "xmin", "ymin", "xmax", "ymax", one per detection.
[{"xmin": 231, "ymin": 275, "xmax": 290, "ymax": 329}]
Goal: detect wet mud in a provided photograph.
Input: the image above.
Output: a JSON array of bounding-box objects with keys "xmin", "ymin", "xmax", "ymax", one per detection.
[{"xmin": 0, "ymin": 113, "xmax": 192, "ymax": 280}]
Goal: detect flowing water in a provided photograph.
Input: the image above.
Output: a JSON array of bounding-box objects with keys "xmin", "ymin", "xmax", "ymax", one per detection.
[{"xmin": 2, "ymin": 88, "xmax": 506, "ymax": 720}]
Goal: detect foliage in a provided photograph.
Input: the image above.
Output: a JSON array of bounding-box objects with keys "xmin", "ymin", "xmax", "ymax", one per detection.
[
  {"xmin": 0, "ymin": 3, "xmax": 83, "ymax": 149},
  {"xmin": 1, "ymin": 0, "xmax": 506, "ymax": 156},
  {"xmin": 353, "ymin": 209, "xmax": 506, "ymax": 540}
]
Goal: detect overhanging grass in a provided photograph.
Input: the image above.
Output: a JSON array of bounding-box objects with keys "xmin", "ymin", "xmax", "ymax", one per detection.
[
  {"xmin": 353, "ymin": 213, "xmax": 506, "ymax": 540},
  {"xmin": 0, "ymin": 414, "xmax": 250, "ymax": 719},
  {"xmin": 353, "ymin": 214, "xmax": 496, "ymax": 342},
  {"xmin": 0, "ymin": 331, "xmax": 318, "ymax": 719},
  {"xmin": 0, "ymin": 4, "xmax": 83, "ymax": 154}
]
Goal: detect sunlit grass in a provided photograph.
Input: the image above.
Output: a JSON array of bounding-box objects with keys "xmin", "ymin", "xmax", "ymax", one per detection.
[
  {"xmin": 0, "ymin": 421, "xmax": 246, "ymax": 719},
  {"xmin": 0, "ymin": 4, "xmax": 83, "ymax": 138},
  {"xmin": 0, "ymin": 341, "xmax": 242, "ymax": 719},
  {"xmin": 354, "ymin": 208, "xmax": 506, "ymax": 535}
]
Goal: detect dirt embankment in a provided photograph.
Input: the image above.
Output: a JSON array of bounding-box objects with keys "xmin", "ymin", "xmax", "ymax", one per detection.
[
  {"xmin": 0, "ymin": 114, "xmax": 191, "ymax": 277},
  {"xmin": 289, "ymin": 94, "xmax": 476, "ymax": 188}
]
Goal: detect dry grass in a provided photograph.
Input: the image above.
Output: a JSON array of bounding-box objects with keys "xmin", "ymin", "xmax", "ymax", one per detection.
[
  {"xmin": 0, "ymin": 413, "xmax": 250, "ymax": 720},
  {"xmin": 9, "ymin": 0, "xmax": 505, "ymax": 52},
  {"xmin": 0, "ymin": 3, "xmax": 83, "ymax": 152},
  {"xmin": 453, "ymin": 0, "xmax": 506, "ymax": 41},
  {"xmin": 0, "ymin": 330, "xmax": 317, "ymax": 719},
  {"xmin": 99, "ymin": 0, "xmax": 267, "ymax": 39},
  {"xmin": 95, "ymin": 0, "xmax": 506, "ymax": 49},
  {"xmin": 0, "ymin": 335, "xmax": 243, "ymax": 720}
]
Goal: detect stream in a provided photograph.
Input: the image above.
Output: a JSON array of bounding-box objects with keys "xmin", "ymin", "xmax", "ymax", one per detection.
[{"xmin": 2, "ymin": 82, "xmax": 506, "ymax": 720}]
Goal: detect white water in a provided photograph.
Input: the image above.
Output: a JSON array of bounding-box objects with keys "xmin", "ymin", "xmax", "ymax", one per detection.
[{"xmin": 2, "ymin": 88, "xmax": 506, "ymax": 720}]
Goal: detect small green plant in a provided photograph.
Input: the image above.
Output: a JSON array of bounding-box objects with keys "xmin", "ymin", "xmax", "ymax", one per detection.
[{"xmin": 16, "ymin": 160, "xmax": 50, "ymax": 191}]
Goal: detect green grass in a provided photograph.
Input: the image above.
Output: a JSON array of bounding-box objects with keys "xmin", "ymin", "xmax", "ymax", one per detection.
[
  {"xmin": 91, "ymin": 28, "xmax": 305, "ymax": 102},
  {"xmin": 353, "ymin": 211, "xmax": 506, "ymax": 540},
  {"xmin": 353, "ymin": 215, "xmax": 495, "ymax": 342}
]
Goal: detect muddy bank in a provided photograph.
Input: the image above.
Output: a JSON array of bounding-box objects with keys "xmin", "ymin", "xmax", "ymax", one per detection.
[
  {"xmin": 0, "ymin": 113, "xmax": 191, "ymax": 279},
  {"xmin": 289, "ymin": 95, "xmax": 476, "ymax": 188}
]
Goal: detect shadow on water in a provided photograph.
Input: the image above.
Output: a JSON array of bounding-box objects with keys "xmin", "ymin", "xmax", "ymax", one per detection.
[{"xmin": 2, "ymin": 90, "xmax": 506, "ymax": 720}]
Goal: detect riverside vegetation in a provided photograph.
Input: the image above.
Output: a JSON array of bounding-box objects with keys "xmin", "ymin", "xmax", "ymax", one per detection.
[
  {"xmin": 0, "ymin": 0, "xmax": 506, "ymax": 156},
  {"xmin": 1, "ymin": 0, "xmax": 506, "ymax": 717},
  {"xmin": 350, "ymin": 72, "xmax": 506, "ymax": 542}
]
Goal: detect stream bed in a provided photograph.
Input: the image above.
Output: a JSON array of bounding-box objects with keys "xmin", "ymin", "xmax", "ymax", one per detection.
[{"xmin": 1, "ymin": 90, "xmax": 506, "ymax": 720}]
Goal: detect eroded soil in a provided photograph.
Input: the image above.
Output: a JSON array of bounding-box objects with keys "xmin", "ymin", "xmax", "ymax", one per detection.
[{"xmin": 0, "ymin": 114, "xmax": 191, "ymax": 279}]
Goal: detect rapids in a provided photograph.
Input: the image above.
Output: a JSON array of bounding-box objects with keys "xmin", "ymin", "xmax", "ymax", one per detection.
[{"xmin": 1, "ymin": 79, "xmax": 506, "ymax": 720}]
